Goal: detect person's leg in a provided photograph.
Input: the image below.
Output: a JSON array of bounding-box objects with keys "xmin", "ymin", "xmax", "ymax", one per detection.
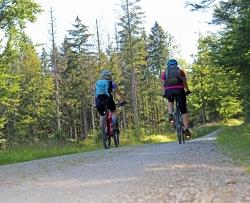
[
  {"xmin": 182, "ymin": 113, "xmax": 189, "ymax": 130},
  {"xmin": 177, "ymin": 90, "xmax": 191, "ymax": 136},
  {"xmin": 167, "ymin": 101, "xmax": 174, "ymax": 114},
  {"xmin": 167, "ymin": 101, "xmax": 174, "ymax": 122},
  {"xmin": 111, "ymin": 111, "xmax": 117, "ymax": 124},
  {"xmin": 95, "ymin": 96, "xmax": 107, "ymax": 135},
  {"xmin": 108, "ymin": 96, "xmax": 117, "ymax": 126},
  {"xmin": 166, "ymin": 91, "xmax": 175, "ymax": 122}
]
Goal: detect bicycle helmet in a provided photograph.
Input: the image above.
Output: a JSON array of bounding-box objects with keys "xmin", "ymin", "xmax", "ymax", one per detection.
[
  {"xmin": 166, "ymin": 59, "xmax": 178, "ymax": 67},
  {"xmin": 101, "ymin": 70, "xmax": 112, "ymax": 80}
]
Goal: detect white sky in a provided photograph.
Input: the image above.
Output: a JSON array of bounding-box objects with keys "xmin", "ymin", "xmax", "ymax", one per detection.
[{"xmin": 26, "ymin": 0, "xmax": 218, "ymax": 63}]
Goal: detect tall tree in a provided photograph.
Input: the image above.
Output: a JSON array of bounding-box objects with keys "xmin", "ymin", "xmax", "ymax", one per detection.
[
  {"xmin": 190, "ymin": 35, "xmax": 242, "ymax": 123},
  {"xmin": 146, "ymin": 21, "xmax": 178, "ymax": 132},
  {"xmin": 65, "ymin": 16, "xmax": 93, "ymax": 139},
  {"xmin": 187, "ymin": 0, "xmax": 250, "ymax": 121},
  {"xmin": 49, "ymin": 7, "xmax": 61, "ymax": 131},
  {"xmin": 117, "ymin": 0, "xmax": 146, "ymax": 130},
  {"xmin": 0, "ymin": 0, "xmax": 42, "ymax": 139}
]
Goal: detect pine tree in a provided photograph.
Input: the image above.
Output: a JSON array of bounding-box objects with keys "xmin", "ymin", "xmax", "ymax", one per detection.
[{"xmin": 117, "ymin": 0, "xmax": 147, "ymax": 131}]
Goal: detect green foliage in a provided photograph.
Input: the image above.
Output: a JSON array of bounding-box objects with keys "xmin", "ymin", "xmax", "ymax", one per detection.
[
  {"xmin": 1, "ymin": 0, "xmax": 249, "ymax": 153},
  {"xmin": 0, "ymin": 0, "xmax": 42, "ymax": 30},
  {"xmin": 0, "ymin": 140, "xmax": 100, "ymax": 165},
  {"xmin": 13, "ymin": 43, "xmax": 55, "ymax": 138},
  {"xmin": 190, "ymin": 36, "xmax": 243, "ymax": 123},
  {"xmin": 191, "ymin": 123, "xmax": 225, "ymax": 138},
  {"xmin": 189, "ymin": 0, "xmax": 250, "ymax": 121},
  {"xmin": 217, "ymin": 123, "xmax": 250, "ymax": 170}
]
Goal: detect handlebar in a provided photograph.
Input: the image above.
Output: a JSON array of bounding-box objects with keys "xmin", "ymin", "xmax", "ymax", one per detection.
[{"xmin": 116, "ymin": 101, "xmax": 127, "ymax": 107}]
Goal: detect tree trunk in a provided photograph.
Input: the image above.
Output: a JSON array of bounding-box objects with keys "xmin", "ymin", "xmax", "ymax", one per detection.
[{"xmin": 49, "ymin": 8, "xmax": 61, "ymax": 131}]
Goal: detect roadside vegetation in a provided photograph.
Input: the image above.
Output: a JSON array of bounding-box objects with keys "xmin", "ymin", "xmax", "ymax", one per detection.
[
  {"xmin": 1, "ymin": 119, "xmax": 249, "ymax": 168},
  {"xmin": 217, "ymin": 120, "xmax": 250, "ymax": 172},
  {"xmin": 0, "ymin": 122, "xmax": 224, "ymax": 166}
]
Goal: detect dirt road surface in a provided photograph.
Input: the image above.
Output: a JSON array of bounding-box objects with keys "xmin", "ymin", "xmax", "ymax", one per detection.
[{"xmin": 0, "ymin": 131, "xmax": 250, "ymax": 203}]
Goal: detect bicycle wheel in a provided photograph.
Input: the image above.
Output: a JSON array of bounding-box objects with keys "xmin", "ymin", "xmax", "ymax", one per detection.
[
  {"xmin": 174, "ymin": 113, "xmax": 182, "ymax": 144},
  {"xmin": 100, "ymin": 115, "xmax": 110, "ymax": 149},
  {"xmin": 181, "ymin": 128, "xmax": 185, "ymax": 144},
  {"xmin": 113, "ymin": 132, "xmax": 119, "ymax": 147},
  {"xmin": 113, "ymin": 121, "xmax": 120, "ymax": 147}
]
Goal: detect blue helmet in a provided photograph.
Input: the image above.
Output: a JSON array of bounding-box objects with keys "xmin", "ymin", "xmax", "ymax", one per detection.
[
  {"xmin": 167, "ymin": 59, "xmax": 178, "ymax": 67},
  {"xmin": 101, "ymin": 70, "xmax": 112, "ymax": 80}
]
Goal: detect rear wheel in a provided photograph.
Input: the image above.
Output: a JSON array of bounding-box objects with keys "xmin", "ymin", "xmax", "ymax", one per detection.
[
  {"xmin": 100, "ymin": 116, "xmax": 110, "ymax": 149},
  {"xmin": 177, "ymin": 127, "xmax": 182, "ymax": 144},
  {"xmin": 175, "ymin": 113, "xmax": 184, "ymax": 144},
  {"xmin": 181, "ymin": 129, "xmax": 185, "ymax": 144}
]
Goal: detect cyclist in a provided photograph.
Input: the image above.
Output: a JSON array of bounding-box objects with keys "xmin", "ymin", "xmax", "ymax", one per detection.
[
  {"xmin": 95, "ymin": 70, "xmax": 125, "ymax": 128},
  {"xmin": 160, "ymin": 59, "xmax": 191, "ymax": 137}
]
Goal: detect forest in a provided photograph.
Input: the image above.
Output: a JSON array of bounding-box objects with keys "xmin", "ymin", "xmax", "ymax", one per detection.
[{"xmin": 0, "ymin": 0, "xmax": 249, "ymax": 148}]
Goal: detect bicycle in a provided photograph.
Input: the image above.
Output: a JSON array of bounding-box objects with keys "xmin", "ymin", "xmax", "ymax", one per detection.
[
  {"xmin": 164, "ymin": 91, "xmax": 191, "ymax": 144},
  {"xmin": 173, "ymin": 98, "xmax": 186, "ymax": 144},
  {"xmin": 100, "ymin": 101, "xmax": 126, "ymax": 149}
]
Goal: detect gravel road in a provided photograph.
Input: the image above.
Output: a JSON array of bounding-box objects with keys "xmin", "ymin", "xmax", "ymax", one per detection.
[{"xmin": 0, "ymin": 131, "xmax": 250, "ymax": 203}]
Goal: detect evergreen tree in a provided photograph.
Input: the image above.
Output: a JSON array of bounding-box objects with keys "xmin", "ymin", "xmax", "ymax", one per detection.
[
  {"xmin": 188, "ymin": 0, "xmax": 250, "ymax": 121},
  {"xmin": 63, "ymin": 16, "xmax": 93, "ymax": 139},
  {"xmin": 117, "ymin": 0, "xmax": 147, "ymax": 130}
]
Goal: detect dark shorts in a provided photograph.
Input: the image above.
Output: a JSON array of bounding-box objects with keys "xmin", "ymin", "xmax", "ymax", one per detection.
[
  {"xmin": 164, "ymin": 88, "xmax": 187, "ymax": 114},
  {"xmin": 95, "ymin": 95, "xmax": 116, "ymax": 116}
]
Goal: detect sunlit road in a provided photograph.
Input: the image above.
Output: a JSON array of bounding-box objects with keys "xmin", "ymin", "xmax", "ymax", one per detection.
[{"xmin": 0, "ymin": 131, "xmax": 250, "ymax": 203}]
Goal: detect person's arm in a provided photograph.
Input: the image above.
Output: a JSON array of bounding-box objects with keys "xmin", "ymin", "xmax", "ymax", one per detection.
[
  {"xmin": 183, "ymin": 80, "xmax": 190, "ymax": 92},
  {"xmin": 181, "ymin": 70, "xmax": 190, "ymax": 92},
  {"xmin": 113, "ymin": 84, "xmax": 125, "ymax": 101}
]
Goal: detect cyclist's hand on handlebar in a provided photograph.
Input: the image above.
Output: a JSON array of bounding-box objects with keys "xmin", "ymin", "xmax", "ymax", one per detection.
[
  {"xmin": 186, "ymin": 90, "xmax": 191, "ymax": 95},
  {"xmin": 118, "ymin": 100, "xmax": 127, "ymax": 107}
]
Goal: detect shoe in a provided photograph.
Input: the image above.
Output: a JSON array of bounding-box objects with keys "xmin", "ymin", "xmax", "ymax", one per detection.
[
  {"xmin": 184, "ymin": 129, "xmax": 191, "ymax": 138},
  {"xmin": 168, "ymin": 113, "xmax": 174, "ymax": 123}
]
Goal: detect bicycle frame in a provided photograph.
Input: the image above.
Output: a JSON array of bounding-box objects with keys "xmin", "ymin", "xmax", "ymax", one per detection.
[
  {"xmin": 105, "ymin": 109, "xmax": 113, "ymax": 136},
  {"xmin": 100, "ymin": 104, "xmax": 121, "ymax": 149}
]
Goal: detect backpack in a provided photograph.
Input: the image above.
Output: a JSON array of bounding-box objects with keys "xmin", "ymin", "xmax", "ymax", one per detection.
[
  {"xmin": 165, "ymin": 64, "xmax": 183, "ymax": 86},
  {"xmin": 95, "ymin": 79, "xmax": 112, "ymax": 97}
]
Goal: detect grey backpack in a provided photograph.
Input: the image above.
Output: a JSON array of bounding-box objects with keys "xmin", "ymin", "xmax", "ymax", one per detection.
[{"xmin": 165, "ymin": 64, "xmax": 183, "ymax": 86}]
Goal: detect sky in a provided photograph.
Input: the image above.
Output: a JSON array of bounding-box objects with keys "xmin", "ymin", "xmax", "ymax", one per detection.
[{"xmin": 25, "ymin": 0, "xmax": 218, "ymax": 63}]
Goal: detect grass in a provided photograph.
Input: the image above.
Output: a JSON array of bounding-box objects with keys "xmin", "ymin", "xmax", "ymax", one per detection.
[
  {"xmin": 191, "ymin": 122, "xmax": 226, "ymax": 139},
  {"xmin": 217, "ymin": 122, "xmax": 250, "ymax": 172},
  {"xmin": 0, "ymin": 139, "xmax": 102, "ymax": 165},
  {"xmin": 140, "ymin": 134, "xmax": 176, "ymax": 144},
  {"xmin": 0, "ymin": 130, "xmax": 177, "ymax": 165}
]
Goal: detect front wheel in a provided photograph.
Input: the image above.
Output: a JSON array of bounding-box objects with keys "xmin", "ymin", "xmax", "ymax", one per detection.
[
  {"xmin": 113, "ymin": 131, "xmax": 119, "ymax": 147},
  {"xmin": 113, "ymin": 120, "xmax": 120, "ymax": 147}
]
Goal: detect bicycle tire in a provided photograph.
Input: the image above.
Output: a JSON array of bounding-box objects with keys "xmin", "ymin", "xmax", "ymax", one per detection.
[
  {"xmin": 175, "ymin": 113, "xmax": 182, "ymax": 144},
  {"xmin": 113, "ymin": 120, "xmax": 120, "ymax": 147},
  {"xmin": 181, "ymin": 129, "xmax": 185, "ymax": 144},
  {"xmin": 175, "ymin": 109, "xmax": 186, "ymax": 144},
  {"xmin": 100, "ymin": 115, "xmax": 110, "ymax": 149},
  {"xmin": 113, "ymin": 132, "xmax": 119, "ymax": 147}
]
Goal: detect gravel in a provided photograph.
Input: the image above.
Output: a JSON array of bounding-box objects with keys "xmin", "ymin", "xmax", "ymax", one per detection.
[{"xmin": 0, "ymin": 131, "xmax": 249, "ymax": 203}]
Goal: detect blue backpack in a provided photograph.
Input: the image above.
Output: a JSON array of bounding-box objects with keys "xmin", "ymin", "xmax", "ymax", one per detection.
[{"xmin": 95, "ymin": 79, "xmax": 112, "ymax": 97}]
